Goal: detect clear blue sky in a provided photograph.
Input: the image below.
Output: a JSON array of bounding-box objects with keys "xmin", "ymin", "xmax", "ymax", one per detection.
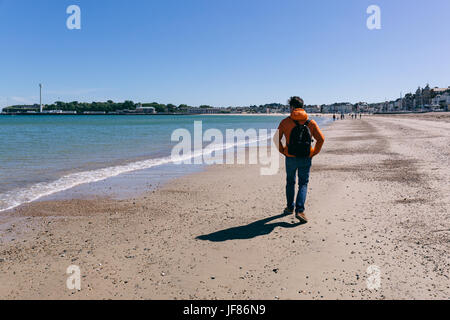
[{"xmin": 1, "ymin": 0, "xmax": 449, "ymax": 109}]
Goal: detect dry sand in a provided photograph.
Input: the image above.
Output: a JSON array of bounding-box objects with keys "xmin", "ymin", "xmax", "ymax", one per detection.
[
  {"xmin": 374, "ymin": 112, "xmax": 450, "ymax": 123},
  {"xmin": 0, "ymin": 114, "xmax": 449, "ymax": 300}
]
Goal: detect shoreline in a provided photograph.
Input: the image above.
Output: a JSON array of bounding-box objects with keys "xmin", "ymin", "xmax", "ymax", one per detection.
[
  {"xmin": 2, "ymin": 111, "xmax": 447, "ymax": 117},
  {"xmin": 0, "ymin": 113, "xmax": 303, "ymax": 117},
  {"xmin": 0, "ymin": 112, "xmax": 331, "ymax": 117},
  {"xmin": 0, "ymin": 113, "xmax": 449, "ymax": 299},
  {"xmin": 0, "ymin": 115, "xmax": 331, "ymax": 215}
]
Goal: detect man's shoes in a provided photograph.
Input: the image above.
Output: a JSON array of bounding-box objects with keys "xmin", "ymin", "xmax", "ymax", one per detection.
[
  {"xmin": 284, "ymin": 207, "xmax": 294, "ymax": 215},
  {"xmin": 295, "ymin": 212, "xmax": 308, "ymax": 224}
]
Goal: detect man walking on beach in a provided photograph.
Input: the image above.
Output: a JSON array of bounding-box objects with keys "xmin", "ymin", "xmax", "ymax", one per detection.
[{"xmin": 275, "ymin": 97, "xmax": 325, "ymax": 223}]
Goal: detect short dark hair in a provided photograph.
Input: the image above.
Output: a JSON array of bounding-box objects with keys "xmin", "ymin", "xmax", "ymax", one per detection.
[{"xmin": 288, "ymin": 96, "xmax": 304, "ymax": 109}]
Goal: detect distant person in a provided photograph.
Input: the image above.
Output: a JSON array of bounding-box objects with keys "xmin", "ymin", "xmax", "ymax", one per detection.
[
  {"xmin": 360, "ymin": 113, "xmax": 362, "ymax": 119},
  {"xmin": 275, "ymin": 97, "xmax": 325, "ymax": 223},
  {"xmin": 333, "ymin": 114, "xmax": 336, "ymax": 121}
]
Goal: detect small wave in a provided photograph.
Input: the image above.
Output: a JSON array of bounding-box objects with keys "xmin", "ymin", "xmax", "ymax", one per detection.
[{"xmin": 0, "ymin": 132, "xmax": 274, "ymax": 212}]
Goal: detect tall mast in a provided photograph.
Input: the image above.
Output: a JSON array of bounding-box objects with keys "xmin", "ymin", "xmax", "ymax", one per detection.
[{"xmin": 39, "ymin": 83, "xmax": 43, "ymax": 113}]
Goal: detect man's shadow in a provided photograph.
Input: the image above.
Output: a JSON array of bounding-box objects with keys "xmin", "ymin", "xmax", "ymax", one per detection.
[{"xmin": 196, "ymin": 212, "xmax": 305, "ymax": 242}]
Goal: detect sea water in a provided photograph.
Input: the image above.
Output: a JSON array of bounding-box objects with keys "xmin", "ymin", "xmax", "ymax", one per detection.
[{"xmin": 0, "ymin": 114, "xmax": 331, "ymax": 212}]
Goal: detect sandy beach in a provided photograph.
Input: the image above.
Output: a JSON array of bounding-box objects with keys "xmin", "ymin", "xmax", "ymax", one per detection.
[{"xmin": 0, "ymin": 114, "xmax": 449, "ymax": 300}]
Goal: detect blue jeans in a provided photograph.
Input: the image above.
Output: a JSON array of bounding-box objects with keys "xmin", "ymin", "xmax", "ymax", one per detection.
[{"xmin": 285, "ymin": 156, "xmax": 312, "ymax": 213}]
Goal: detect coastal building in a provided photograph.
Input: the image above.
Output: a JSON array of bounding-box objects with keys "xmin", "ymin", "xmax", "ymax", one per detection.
[
  {"xmin": 375, "ymin": 103, "xmax": 385, "ymax": 113},
  {"xmin": 320, "ymin": 105, "xmax": 331, "ymax": 113},
  {"xmin": 431, "ymin": 87, "xmax": 450, "ymax": 94},
  {"xmin": 135, "ymin": 106, "xmax": 156, "ymax": 114},
  {"xmin": 388, "ymin": 101, "xmax": 395, "ymax": 112},
  {"xmin": 337, "ymin": 103, "xmax": 353, "ymax": 114},
  {"xmin": 394, "ymin": 99, "xmax": 403, "ymax": 111},
  {"xmin": 431, "ymin": 93, "xmax": 450, "ymax": 110},
  {"xmin": 305, "ymin": 105, "xmax": 321, "ymax": 113},
  {"xmin": 83, "ymin": 111, "xmax": 106, "ymax": 115},
  {"xmin": 188, "ymin": 108, "xmax": 225, "ymax": 114},
  {"xmin": 42, "ymin": 110, "xmax": 77, "ymax": 114},
  {"xmin": 412, "ymin": 84, "xmax": 432, "ymax": 109},
  {"xmin": 355, "ymin": 102, "xmax": 369, "ymax": 113},
  {"xmin": 367, "ymin": 103, "xmax": 381, "ymax": 113},
  {"xmin": 43, "ymin": 110, "xmax": 62, "ymax": 114},
  {"xmin": 321, "ymin": 103, "xmax": 353, "ymax": 114}
]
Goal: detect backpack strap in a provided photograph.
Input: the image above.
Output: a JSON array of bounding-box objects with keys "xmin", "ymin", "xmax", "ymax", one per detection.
[
  {"xmin": 291, "ymin": 117, "xmax": 311, "ymax": 127},
  {"xmin": 289, "ymin": 117, "xmax": 300, "ymax": 127}
]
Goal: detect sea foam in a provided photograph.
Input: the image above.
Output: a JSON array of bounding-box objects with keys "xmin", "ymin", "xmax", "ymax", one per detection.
[{"xmin": 0, "ymin": 132, "xmax": 273, "ymax": 212}]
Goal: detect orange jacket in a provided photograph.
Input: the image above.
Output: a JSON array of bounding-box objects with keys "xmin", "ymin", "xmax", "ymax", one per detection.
[{"xmin": 277, "ymin": 109, "xmax": 325, "ymax": 158}]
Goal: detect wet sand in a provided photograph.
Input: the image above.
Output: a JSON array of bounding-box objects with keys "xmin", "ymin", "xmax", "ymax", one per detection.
[{"xmin": 0, "ymin": 114, "xmax": 449, "ymax": 299}]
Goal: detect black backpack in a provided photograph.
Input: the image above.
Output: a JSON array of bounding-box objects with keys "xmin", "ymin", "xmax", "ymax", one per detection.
[{"xmin": 287, "ymin": 118, "xmax": 312, "ymax": 158}]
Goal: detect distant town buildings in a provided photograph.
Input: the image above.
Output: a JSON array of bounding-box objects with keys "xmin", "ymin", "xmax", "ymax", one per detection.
[
  {"xmin": 43, "ymin": 110, "xmax": 77, "ymax": 114},
  {"xmin": 432, "ymin": 92, "xmax": 450, "ymax": 108},
  {"xmin": 321, "ymin": 103, "xmax": 353, "ymax": 114},
  {"xmin": 82, "ymin": 111, "xmax": 106, "ymax": 115},
  {"xmin": 188, "ymin": 107, "xmax": 226, "ymax": 114},
  {"xmin": 357, "ymin": 85, "xmax": 450, "ymax": 113},
  {"xmin": 2, "ymin": 84, "xmax": 449, "ymax": 115},
  {"xmin": 304, "ymin": 105, "xmax": 321, "ymax": 113}
]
